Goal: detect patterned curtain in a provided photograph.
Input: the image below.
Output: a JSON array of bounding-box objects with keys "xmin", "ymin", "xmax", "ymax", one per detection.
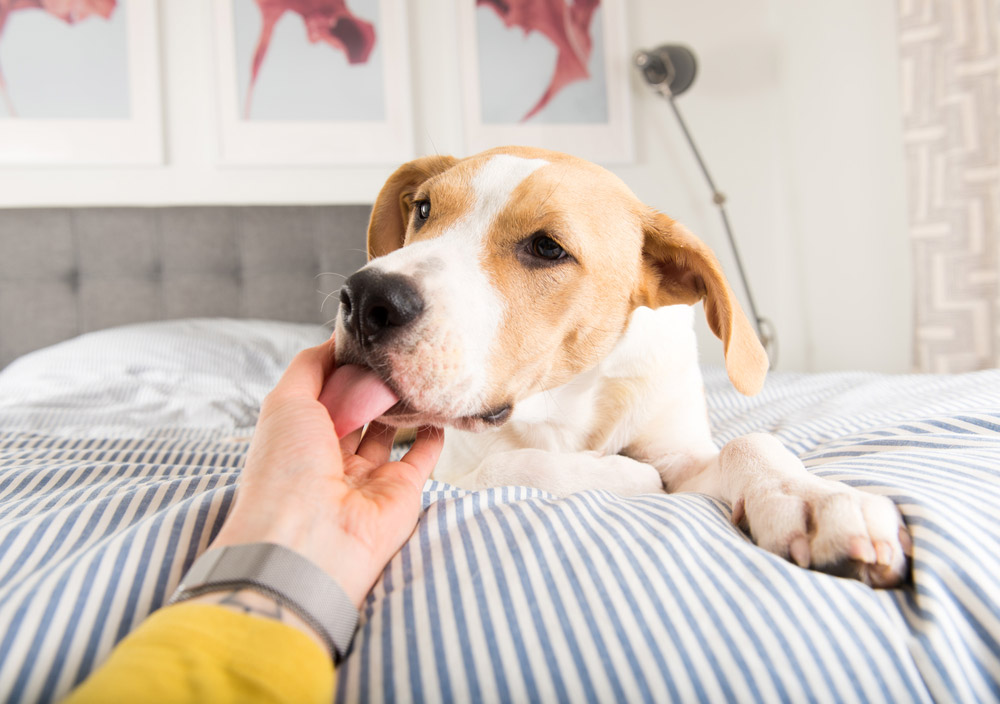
[{"xmin": 898, "ymin": 0, "xmax": 1000, "ymax": 373}]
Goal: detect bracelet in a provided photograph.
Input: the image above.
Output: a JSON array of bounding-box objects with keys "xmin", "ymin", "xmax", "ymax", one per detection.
[{"xmin": 168, "ymin": 543, "xmax": 359, "ymax": 662}]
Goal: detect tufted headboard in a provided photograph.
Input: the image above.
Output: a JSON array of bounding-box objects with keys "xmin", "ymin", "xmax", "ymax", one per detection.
[{"xmin": 0, "ymin": 205, "xmax": 372, "ymax": 368}]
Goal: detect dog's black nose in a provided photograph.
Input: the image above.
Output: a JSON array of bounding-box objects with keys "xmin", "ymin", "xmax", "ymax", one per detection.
[{"xmin": 340, "ymin": 269, "xmax": 423, "ymax": 345}]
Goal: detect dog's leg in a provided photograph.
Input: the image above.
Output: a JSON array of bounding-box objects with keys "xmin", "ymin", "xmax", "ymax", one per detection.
[
  {"xmin": 664, "ymin": 433, "xmax": 910, "ymax": 587},
  {"xmin": 453, "ymin": 449, "xmax": 665, "ymax": 498}
]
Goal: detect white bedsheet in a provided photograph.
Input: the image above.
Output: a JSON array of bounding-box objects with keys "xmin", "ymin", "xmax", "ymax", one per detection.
[{"xmin": 0, "ymin": 320, "xmax": 998, "ymax": 703}]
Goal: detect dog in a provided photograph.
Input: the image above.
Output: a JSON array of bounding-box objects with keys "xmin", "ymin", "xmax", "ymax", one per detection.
[{"xmin": 334, "ymin": 146, "xmax": 910, "ymax": 588}]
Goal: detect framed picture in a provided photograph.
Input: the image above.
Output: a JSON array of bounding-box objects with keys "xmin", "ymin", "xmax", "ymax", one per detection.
[
  {"xmin": 0, "ymin": 0, "xmax": 162, "ymax": 165},
  {"xmin": 459, "ymin": 0, "xmax": 633, "ymax": 164},
  {"xmin": 213, "ymin": 0, "xmax": 414, "ymax": 165}
]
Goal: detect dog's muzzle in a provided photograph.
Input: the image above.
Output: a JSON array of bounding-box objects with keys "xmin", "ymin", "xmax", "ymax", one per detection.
[{"xmin": 340, "ymin": 269, "xmax": 424, "ymax": 347}]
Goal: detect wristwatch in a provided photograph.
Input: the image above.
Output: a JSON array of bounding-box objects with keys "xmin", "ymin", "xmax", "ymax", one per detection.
[{"xmin": 168, "ymin": 542, "xmax": 359, "ymax": 662}]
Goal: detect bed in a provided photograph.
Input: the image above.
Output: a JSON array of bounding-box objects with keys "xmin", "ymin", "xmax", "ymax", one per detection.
[{"xmin": 1, "ymin": 208, "xmax": 999, "ymax": 703}]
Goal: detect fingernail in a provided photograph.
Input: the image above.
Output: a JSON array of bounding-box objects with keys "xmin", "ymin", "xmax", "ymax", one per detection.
[
  {"xmin": 790, "ymin": 536, "xmax": 811, "ymax": 568},
  {"xmin": 874, "ymin": 541, "xmax": 893, "ymax": 566},
  {"xmin": 899, "ymin": 526, "xmax": 913, "ymax": 557},
  {"xmin": 731, "ymin": 498, "xmax": 745, "ymax": 527},
  {"xmin": 848, "ymin": 536, "xmax": 877, "ymax": 564}
]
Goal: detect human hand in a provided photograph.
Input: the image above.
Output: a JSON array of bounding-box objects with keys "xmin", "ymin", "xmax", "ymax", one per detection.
[{"xmin": 210, "ymin": 336, "xmax": 444, "ymax": 609}]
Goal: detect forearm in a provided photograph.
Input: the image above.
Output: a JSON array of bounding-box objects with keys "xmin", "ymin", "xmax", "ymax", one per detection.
[{"xmin": 63, "ymin": 600, "xmax": 335, "ymax": 704}]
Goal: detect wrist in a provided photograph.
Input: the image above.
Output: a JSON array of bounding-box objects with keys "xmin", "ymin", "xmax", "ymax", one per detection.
[
  {"xmin": 212, "ymin": 511, "xmax": 382, "ymax": 608},
  {"xmin": 183, "ymin": 589, "xmax": 330, "ymax": 656},
  {"xmin": 170, "ymin": 543, "xmax": 360, "ymax": 661}
]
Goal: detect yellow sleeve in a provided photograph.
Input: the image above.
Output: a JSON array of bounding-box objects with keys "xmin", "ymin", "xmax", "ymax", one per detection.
[{"xmin": 63, "ymin": 603, "xmax": 336, "ymax": 704}]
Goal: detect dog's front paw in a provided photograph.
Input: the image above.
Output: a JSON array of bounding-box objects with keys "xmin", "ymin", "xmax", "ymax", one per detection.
[
  {"xmin": 595, "ymin": 453, "xmax": 666, "ymax": 496},
  {"xmin": 734, "ymin": 477, "xmax": 911, "ymax": 588}
]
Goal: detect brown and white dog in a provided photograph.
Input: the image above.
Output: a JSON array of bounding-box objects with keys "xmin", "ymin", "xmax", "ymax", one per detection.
[{"xmin": 334, "ymin": 146, "xmax": 910, "ymax": 588}]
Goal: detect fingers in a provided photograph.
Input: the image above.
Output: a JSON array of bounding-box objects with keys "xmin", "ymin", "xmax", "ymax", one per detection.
[
  {"xmin": 401, "ymin": 426, "xmax": 445, "ymax": 485},
  {"xmin": 267, "ymin": 337, "xmax": 337, "ymax": 405},
  {"xmin": 365, "ymin": 426, "xmax": 444, "ymax": 500},
  {"xmin": 340, "ymin": 426, "xmax": 365, "ymax": 456},
  {"xmin": 355, "ymin": 422, "xmax": 396, "ymax": 466}
]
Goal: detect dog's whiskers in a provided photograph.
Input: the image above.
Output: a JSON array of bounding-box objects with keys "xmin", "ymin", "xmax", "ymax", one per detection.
[{"xmin": 318, "ymin": 288, "xmax": 342, "ymax": 313}]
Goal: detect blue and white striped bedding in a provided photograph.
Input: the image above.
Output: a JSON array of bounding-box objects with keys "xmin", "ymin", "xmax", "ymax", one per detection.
[{"xmin": 1, "ymin": 320, "xmax": 998, "ymax": 703}]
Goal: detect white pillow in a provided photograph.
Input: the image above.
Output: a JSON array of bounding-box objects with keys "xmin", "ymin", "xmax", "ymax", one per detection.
[{"xmin": 0, "ymin": 318, "xmax": 330, "ymax": 435}]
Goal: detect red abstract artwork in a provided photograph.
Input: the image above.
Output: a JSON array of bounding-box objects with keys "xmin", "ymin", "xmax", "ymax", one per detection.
[
  {"xmin": 0, "ymin": 0, "xmax": 116, "ymax": 116},
  {"xmin": 244, "ymin": 0, "xmax": 376, "ymax": 118},
  {"xmin": 478, "ymin": 0, "xmax": 600, "ymax": 122}
]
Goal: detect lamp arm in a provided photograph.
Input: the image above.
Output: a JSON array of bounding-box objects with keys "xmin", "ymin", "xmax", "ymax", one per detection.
[{"xmin": 653, "ymin": 84, "xmax": 779, "ymax": 366}]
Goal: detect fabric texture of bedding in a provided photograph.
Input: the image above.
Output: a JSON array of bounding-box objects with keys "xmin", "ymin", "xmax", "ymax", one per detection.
[
  {"xmin": 0, "ymin": 318, "xmax": 330, "ymax": 434},
  {"xmin": 0, "ymin": 320, "xmax": 999, "ymax": 703}
]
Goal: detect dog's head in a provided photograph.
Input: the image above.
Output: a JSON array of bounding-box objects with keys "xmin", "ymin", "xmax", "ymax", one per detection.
[{"xmin": 335, "ymin": 146, "xmax": 767, "ymax": 431}]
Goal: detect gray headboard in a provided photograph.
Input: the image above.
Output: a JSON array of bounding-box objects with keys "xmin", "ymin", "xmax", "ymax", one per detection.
[{"xmin": 0, "ymin": 205, "xmax": 372, "ymax": 368}]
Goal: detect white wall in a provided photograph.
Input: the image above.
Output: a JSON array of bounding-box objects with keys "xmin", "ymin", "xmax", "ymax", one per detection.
[
  {"xmin": 618, "ymin": 0, "xmax": 911, "ymax": 373},
  {"xmin": 0, "ymin": 0, "xmax": 912, "ymax": 373}
]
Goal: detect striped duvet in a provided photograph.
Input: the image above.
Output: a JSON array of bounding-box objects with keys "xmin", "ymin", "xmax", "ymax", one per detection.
[{"xmin": 0, "ymin": 320, "xmax": 998, "ymax": 702}]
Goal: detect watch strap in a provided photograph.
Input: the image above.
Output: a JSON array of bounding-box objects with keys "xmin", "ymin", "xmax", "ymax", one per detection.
[{"xmin": 168, "ymin": 543, "xmax": 358, "ymax": 662}]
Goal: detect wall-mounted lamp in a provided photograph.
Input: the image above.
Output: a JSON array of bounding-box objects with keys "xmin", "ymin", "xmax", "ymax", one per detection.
[{"xmin": 634, "ymin": 45, "xmax": 777, "ymax": 364}]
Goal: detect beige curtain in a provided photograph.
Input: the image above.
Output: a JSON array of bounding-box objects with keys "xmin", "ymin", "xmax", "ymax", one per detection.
[{"xmin": 898, "ymin": 0, "xmax": 1000, "ymax": 373}]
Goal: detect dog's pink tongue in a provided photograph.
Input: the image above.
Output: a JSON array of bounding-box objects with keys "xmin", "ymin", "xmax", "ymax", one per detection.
[{"xmin": 321, "ymin": 364, "xmax": 399, "ymax": 438}]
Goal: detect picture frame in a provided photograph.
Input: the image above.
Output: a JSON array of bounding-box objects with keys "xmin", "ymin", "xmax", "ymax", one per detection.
[
  {"xmin": 0, "ymin": 0, "xmax": 163, "ymax": 166},
  {"xmin": 212, "ymin": 0, "xmax": 414, "ymax": 165},
  {"xmin": 459, "ymin": 0, "xmax": 633, "ymax": 164}
]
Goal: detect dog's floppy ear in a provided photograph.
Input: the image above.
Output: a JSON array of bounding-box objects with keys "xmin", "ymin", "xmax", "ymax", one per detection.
[
  {"xmin": 636, "ymin": 210, "xmax": 769, "ymax": 396},
  {"xmin": 367, "ymin": 155, "xmax": 458, "ymax": 259}
]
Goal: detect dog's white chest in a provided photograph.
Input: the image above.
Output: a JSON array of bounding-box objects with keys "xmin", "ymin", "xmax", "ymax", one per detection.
[{"xmin": 433, "ymin": 306, "xmax": 701, "ymax": 483}]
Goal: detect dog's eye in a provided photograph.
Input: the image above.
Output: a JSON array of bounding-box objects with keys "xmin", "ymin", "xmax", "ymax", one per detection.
[
  {"xmin": 529, "ymin": 234, "xmax": 566, "ymax": 261},
  {"xmin": 415, "ymin": 200, "xmax": 431, "ymax": 221}
]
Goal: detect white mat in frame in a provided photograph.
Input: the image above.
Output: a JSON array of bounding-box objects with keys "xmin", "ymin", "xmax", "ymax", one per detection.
[
  {"xmin": 0, "ymin": 0, "xmax": 162, "ymax": 165},
  {"xmin": 212, "ymin": 0, "xmax": 413, "ymax": 165},
  {"xmin": 458, "ymin": 0, "xmax": 633, "ymax": 164}
]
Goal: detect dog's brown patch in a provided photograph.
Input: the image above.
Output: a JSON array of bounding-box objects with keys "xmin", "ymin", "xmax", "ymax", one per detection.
[{"xmin": 361, "ymin": 146, "xmax": 769, "ymax": 428}]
